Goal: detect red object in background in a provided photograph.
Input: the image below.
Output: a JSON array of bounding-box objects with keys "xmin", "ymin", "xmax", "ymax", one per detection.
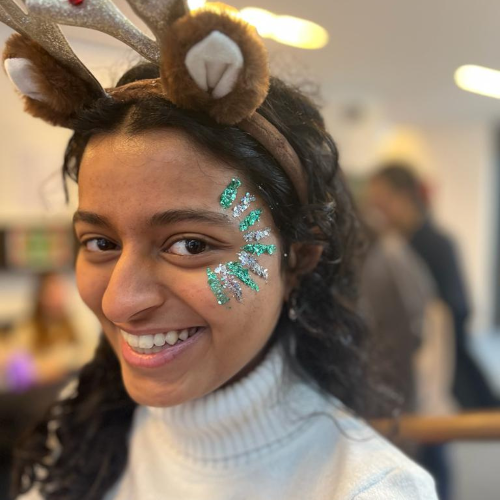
[{"xmin": 69, "ymin": 0, "xmax": 84, "ymax": 5}]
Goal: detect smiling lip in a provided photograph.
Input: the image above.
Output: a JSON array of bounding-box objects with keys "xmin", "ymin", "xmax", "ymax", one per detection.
[{"xmin": 121, "ymin": 326, "xmax": 207, "ymax": 369}]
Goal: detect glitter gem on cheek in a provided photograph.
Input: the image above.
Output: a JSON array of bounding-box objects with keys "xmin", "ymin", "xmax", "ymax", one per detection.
[
  {"xmin": 239, "ymin": 209, "xmax": 262, "ymax": 232},
  {"xmin": 226, "ymin": 262, "xmax": 259, "ymax": 291},
  {"xmin": 243, "ymin": 228, "xmax": 271, "ymax": 242},
  {"xmin": 238, "ymin": 251, "xmax": 269, "ymax": 280},
  {"xmin": 241, "ymin": 244, "xmax": 277, "ymax": 256},
  {"xmin": 232, "ymin": 193, "xmax": 256, "ymax": 218},
  {"xmin": 207, "ymin": 268, "xmax": 230, "ymax": 305},
  {"xmin": 220, "ymin": 178, "xmax": 242, "ymax": 209},
  {"xmin": 207, "ymin": 177, "xmax": 276, "ymax": 306},
  {"xmin": 215, "ymin": 263, "xmax": 243, "ymax": 302}
]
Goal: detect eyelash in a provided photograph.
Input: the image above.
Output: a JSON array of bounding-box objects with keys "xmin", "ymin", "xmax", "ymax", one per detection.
[{"xmin": 80, "ymin": 237, "xmax": 212, "ymax": 257}]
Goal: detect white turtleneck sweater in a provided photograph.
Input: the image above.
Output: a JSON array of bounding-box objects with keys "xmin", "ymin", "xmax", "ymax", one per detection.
[{"xmin": 19, "ymin": 347, "xmax": 437, "ymax": 500}]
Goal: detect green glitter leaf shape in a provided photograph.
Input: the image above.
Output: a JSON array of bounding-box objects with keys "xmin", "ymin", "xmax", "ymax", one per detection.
[
  {"xmin": 220, "ymin": 178, "xmax": 241, "ymax": 209},
  {"xmin": 227, "ymin": 262, "xmax": 259, "ymax": 292},
  {"xmin": 207, "ymin": 268, "xmax": 229, "ymax": 305},
  {"xmin": 239, "ymin": 209, "xmax": 262, "ymax": 232},
  {"xmin": 241, "ymin": 244, "xmax": 277, "ymax": 256}
]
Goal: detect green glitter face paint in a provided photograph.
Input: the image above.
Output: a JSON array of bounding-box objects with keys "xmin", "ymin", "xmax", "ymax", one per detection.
[
  {"xmin": 241, "ymin": 244, "xmax": 277, "ymax": 256},
  {"xmin": 208, "ymin": 178, "xmax": 275, "ymax": 305},
  {"xmin": 220, "ymin": 178, "xmax": 241, "ymax": 209},
  {"xmin": 239, "ymin": 209, "xmax": 262, "ymax": 232},
  {"xmin": 226, "ymin": 262, "xmax": 259, "ymax": 292},
  {"xmin": 207, "ymin": 268, "xmax": 230, "ymax": 305}
]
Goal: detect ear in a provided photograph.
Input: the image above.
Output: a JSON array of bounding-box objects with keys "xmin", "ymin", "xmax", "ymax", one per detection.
[
  {"xmin": 285, "ymin": 242, "xmax": 324, "ymax": 299},
  {"xmin": 2, "ymin": 34, "xmax": 99, "ymax": 127},
  {"xmin": 161, "ymin": 8, "xmax": 269, "ymax": 125}
]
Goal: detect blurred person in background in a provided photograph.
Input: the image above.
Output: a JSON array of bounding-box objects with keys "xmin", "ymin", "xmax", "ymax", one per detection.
[
  {"xmin": 366, "ymin": 163, "xmax": 499, "ymax": 500},
  {"xmin": 0, "ymin": 272, "xmax": 82, "ymax": 498},
  {"xmin": 367, "ymin": 163, "xmax": 498, "ymax": 410},
  {"xmin": 358, "ymin": 211, "xmax": 437, "ymax": 416},
  {"xmin": 0, "ymin": 272, "xmax": 80, "ymax": 391}
]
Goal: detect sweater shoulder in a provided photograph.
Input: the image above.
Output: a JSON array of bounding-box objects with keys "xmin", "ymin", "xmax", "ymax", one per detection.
[
  {"xmin": 283, "ymin": 393, "xmax": 437, "ymax": 499},
  {"xmin": 352, "ymin": 466, "xmax": 438, "ymax": 500}
]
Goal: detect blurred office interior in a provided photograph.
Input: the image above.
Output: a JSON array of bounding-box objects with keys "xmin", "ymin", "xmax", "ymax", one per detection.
[{"xmin": 0, "ymin": 1, "xmax": 499, "ymax": 499}]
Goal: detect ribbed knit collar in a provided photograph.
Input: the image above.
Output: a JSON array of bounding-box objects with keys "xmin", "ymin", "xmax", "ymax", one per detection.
[{"xmin": 144, "ymin": 345, "xmax": 324, "ymax": 466}]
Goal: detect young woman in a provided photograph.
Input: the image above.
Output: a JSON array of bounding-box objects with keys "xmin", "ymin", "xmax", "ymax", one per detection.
[
  {"xmin": 5, "ymin": 64, "xmax": 436, "ymax": 500},
  {"xmin": 1, "ymin": 2, "xmax": 437, "ymax": 498}
]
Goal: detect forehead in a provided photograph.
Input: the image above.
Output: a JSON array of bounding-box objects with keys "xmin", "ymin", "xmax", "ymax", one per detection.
[{"xmin": 78, "ymin": 128, "xmax": 235, "ymax": 213}]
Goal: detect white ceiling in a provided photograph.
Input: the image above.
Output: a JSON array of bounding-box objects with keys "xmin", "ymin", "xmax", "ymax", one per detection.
[{"xmin": 2, "ymin": 0, "xmax": 500, "ymax": 123}]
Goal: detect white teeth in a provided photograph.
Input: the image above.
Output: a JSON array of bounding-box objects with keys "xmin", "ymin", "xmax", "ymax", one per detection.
[
  {"xmin": 120, "ymin": 327, "xmax": 200, "ymax": 353},
  {"xmin": 165, "ymin": 330, "xmax": 179, "ymax": 346},
  {"xmin": 154, "ymin": 333, "xmax": 166, "ymax": 346},
  {"xmin": 127, "ymin": 333, "xmax": 139, "ymax": 348},
  {"xmin": 139, "ymin": 335, "xmax": 154, "ymax": 349}
]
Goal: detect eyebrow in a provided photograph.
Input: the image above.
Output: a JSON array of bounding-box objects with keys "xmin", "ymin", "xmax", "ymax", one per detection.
[{"xmin": 73, "ymin": 209, "xmax": 232, "ymax": 228}]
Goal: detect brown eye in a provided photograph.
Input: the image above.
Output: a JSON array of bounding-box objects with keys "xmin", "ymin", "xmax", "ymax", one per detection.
[
  {"xmin": 185, "ymin": 239, "xmax": 206, "ymax": 254},
  {"xmin": 83, "ymin": 238, "xmax": 119, "ymax": 252},
  {"xmin": 168, "ymin": 239, "xmax": 208, "ymax": 256}
]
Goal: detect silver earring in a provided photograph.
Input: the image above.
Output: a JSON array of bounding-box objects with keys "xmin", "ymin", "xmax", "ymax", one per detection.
[{"xmin": 288, "ymin": 292, "xmax": 299, "ymax": 321}]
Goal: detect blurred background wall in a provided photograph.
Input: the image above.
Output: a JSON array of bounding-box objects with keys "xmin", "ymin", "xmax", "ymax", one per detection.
[
  {"xmin": 0, "ymin": 1, "xmax": 499, "ymax": 498},
  {"xmin": 2, "ymin": 0, "xmax": 499, "ymax": 337}
]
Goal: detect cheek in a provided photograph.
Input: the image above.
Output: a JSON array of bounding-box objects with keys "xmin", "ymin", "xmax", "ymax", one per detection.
[
  {"xmin": 75, "ymin": 256, "xmax": 108, "ymax": 318},
  {"xmin": 178, "ymin": 260, "xmax": 285, "ymax": 344}
]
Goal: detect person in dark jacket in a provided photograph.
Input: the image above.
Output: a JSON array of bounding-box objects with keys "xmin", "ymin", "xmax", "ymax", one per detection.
[
  {"xmin": 366, "ymin": 163, "xmax": 499, "ymax": 500},
  {"xmin": 367, "ymin": 163, "xmax": 498, "ymax": 409}
]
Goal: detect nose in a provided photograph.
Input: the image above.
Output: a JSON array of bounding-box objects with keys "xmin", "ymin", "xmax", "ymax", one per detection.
[{"xmin": 102, "ymin": 249, "xmax": 165, "ymax": 324}]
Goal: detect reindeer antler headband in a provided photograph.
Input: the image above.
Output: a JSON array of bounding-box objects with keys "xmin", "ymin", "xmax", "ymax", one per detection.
[{"xmin": 0, "ymin": 0, "xmax": 308, "ymax": 204}]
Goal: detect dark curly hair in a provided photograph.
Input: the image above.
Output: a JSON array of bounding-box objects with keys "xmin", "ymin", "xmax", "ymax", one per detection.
[{"xmin": 11, "ymin": 64, "xmax": 398, "ymax": 500}]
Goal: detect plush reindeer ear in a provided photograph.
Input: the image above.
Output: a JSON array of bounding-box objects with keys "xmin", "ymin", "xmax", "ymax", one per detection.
[
  {"xmin": 161, "ymin": 8, "xmax": 269, "ymax": 125},
  {"xmin": 2, "ymin": 34, "xmax": 101, "ymax": 127}
]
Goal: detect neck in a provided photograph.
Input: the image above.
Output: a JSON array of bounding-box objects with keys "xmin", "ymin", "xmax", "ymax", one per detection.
[{"xmin": 140, "ymin": 345, "xmax": 327, "ymax": 466}]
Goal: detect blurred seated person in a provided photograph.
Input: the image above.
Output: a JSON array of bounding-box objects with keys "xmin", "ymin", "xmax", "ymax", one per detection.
[{"xmin": 0, "ymin": 272, "xmax": 81, "ymax": 393}]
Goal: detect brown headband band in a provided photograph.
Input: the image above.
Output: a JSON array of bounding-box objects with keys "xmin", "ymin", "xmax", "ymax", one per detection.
[{"xmin": 108, "ymin": 79, "xmax": 308, "ymax": 206}]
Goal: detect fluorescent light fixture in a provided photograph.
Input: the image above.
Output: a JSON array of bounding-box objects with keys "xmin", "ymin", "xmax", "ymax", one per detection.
[
  {"xmin": 455, "ymin": 65, "xmax": 500, "ymax": 99},
  {"xmin": 188, "ymin": 0, "xmax": 207, "ymax": 10},
  {"xmin": 239, "ymin": 7, "xmax": 328, "ymax": 49}
]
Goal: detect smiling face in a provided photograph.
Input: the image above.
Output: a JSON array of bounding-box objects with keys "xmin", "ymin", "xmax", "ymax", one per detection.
[{"xmin": 74, "ymin": 128, "xmax": 286, "ymax": 407}]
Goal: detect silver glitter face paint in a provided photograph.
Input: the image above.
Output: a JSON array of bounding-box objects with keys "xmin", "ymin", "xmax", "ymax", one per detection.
[
  {"xmin": 208, "ymin": 177, "xmax": 276, "ymax": 305},
  {"xmin": 215, "ymin": 264, "xmax": 243, "ymax": 302},
  {"xmin": 238, "ymin": 251, "xmax": 269, "ymax": 281},
  {"xmin": 243, "ymin": 228, "xmax": 271, "ymax": 242},
  {"xmin": 232, "ymin": 193, "xmax": 256, "ymax": 218}
]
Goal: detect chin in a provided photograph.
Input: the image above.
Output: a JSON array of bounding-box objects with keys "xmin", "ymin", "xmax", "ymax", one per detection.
[{"xmin": 121, "ymin": 371, "xmax": 199, "ymax": 408}]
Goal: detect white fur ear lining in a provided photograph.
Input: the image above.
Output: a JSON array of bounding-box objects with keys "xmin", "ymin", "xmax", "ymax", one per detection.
[
  {"xmin": 4, "ymin": 58, "xmax": 48, "ymax": 102},
  {"xmin": 185, "ymin": 30, "xmax": 244, "ymax": 99}
]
